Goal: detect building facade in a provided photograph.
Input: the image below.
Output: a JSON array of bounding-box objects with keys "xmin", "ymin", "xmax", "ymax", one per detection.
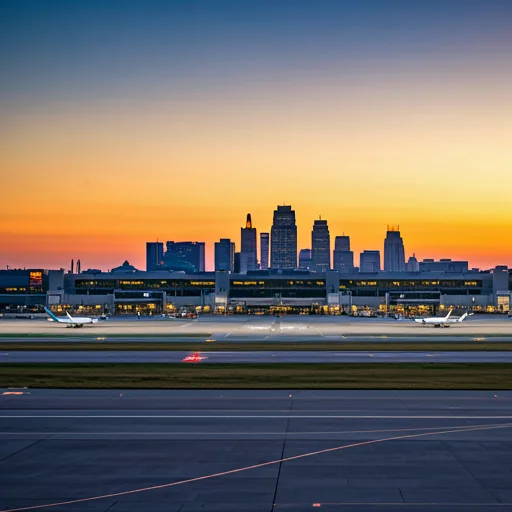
[
  {"xmin": 164, "ymin": 242, "xmax": 205, "ymax": 272},
  {"xmin": 311, "ymin": 218, "xmax": 330, "ymax": 272},
  {"xmin": 360, "ymin": 250, "xmax": 381, "ymax": 272},
  {"xmin": 298, "ymin": 249, "xmax": 313, "ymax": 270},
  {"xmin": 333, "ymin": 235, "xmax": 354, "ymax": 273},
  {"xmin": 383, "ymin": 227, "xmax": 406, "ymax": 272},
  {"xmin": 260, "ymin": 233, "xmax": 269, "ymax": 270},
  {"xmin": 146, "ymin": 242, "xmax": 164, "ymax": 272},
  {"xmin": 240, "ymin": 213, "xmax": 258, "ymax": 273},
  {"xmin": 215, "ymin": 239, "xmax": 235, "ymax": 272},
  {"xmin": 270, "ymin": 205, "xmax": 297, "ymax": 269},
  {"xmin": 419, "ymin": 259, "xmax": 469, "ymax": 273},
  {"xmin": 1, "ymin": 267, "xmax": 511, "ymax": 316}
]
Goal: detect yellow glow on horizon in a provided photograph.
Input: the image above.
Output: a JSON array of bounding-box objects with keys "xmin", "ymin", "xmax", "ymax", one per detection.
[{"xmin": 1, "ymin": 81, "xmax": 511, "ymax": 271}]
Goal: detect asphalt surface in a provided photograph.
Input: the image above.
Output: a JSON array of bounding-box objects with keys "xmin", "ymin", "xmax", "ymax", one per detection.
[
  {"xmin": 1, "ymin": 389, "xmax": 512, "ymax": 511},
  {"xmin": 2, "ymin": 314, "xmax": 512, "ymax": 338},
  {"xmin": 3, "ymin": 350, "xmax": 512, "ymax": 363},
  {"xmin": 2, "ymin": 335, "xmax": 512, "ymax": 343}
]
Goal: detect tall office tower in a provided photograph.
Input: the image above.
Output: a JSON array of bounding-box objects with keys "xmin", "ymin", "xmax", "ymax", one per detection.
[
  {"xmin": 215, "ymin": 238, "xmax": 235, "ymax": 272},
  {"xmin": 299, "ymin": 249, "xmax": 313, "ymax": 270},
  {"xmin": 234, "ymin": 252, "xmax": 241, "ymax": 273},
  {"xmin": 270, "ymin": 205, "xmax": 297, "ymax": 269},
  {"xmin": 360, "ymin": 250, "xmax": 381, "ymax": 272},
  {"xmin": 333, "ymin": 235, "xmax": 354, "ymax": 273},
  {"xmin": 240, "ymin": 213, "xmax": 258, "ymax": 274},
  {"xmin": 383, "ymin": 226, "xmax": 406, "ymax": 272},
  {"xmin": 146, "ymin": 242, "xmax": 164, "ymax": 271},
  {"xmin": 165, "ymin": 242, "xmax": 205, "ymax": 272},
  {"xmin": 406, "ymin": 254, "xmax": 420, "ymax": 272},
  {"xmin": 260, "ymin": 233, "xmax": 269, "ymax": 270},
  {"xmin": 311, "ymin": 218, "xmax": 330, "ymax": 272}
]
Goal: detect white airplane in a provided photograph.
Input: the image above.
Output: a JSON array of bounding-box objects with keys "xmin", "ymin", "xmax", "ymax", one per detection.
[
  {"xmin": 44, "ymin": 307, "xmax": 98, "ymax": 328},
  {"xmin": 414, "ymin": 310, "xmax": 471, "ymax": 328}
]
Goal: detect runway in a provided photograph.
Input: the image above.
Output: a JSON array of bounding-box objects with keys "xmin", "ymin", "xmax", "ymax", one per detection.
[
  {"xmin": 3, "ymin": 350, "xmax": 512, "ymax": 363},
  {"xmin": 1, "ymin": 389, "xmax": 512, "ymax": 511}
]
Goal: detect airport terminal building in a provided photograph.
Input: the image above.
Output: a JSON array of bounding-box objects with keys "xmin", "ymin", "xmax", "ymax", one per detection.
[{"xmin": 1, "ymin": 266, "xmax": 511, "ymax": 316}]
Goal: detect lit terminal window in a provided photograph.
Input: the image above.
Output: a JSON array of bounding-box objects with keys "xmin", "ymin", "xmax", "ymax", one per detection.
[
  {"xmin": 464, "ymin": 281, "xmax": 478, "ymax": 286},
  {"xmin": 119, "ymin": 281, "xmax": 144, "ymax": 286},
  {"xmin": 190, "ymin": 281, "xmax": 215, "ymax": 286},
  {"xmin": 244, "ymin": 281, "xmax": 257, "ymax": 285},
  {"xmin": 232, "ymin": 281, "xmax": 243, "ymax": 285},
  {"xmin": 367, "ymin": 281, "xmax": 377, "ymax": 286},
  {"xmin": 316, "ymin": 281, "xmax": 325, "ymax": 286}
]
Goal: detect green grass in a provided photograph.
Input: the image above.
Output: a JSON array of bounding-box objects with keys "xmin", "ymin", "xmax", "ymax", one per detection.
[
  {"xmin": 1, "ymin": 363, "xmax": 512, "ymax": 389},
  {"xmin": 0, "ymin": 341, "xmax": 511, "ymax": 351},
  {"xmin": 0, "ymin": 332, "xmax": 212, "ymax": 338}
]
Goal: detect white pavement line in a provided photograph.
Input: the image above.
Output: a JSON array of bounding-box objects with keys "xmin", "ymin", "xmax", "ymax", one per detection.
[
  {"xmin": 2, "ymin": 415, "xmax": 512, "ymax": 419},
  {"xmin": 0, "ymin": 422, "xmax": 510, "ymax": 512},
  {"xmin": 224, "ymin": 333, "xmax": 231, "ymax": 337}
]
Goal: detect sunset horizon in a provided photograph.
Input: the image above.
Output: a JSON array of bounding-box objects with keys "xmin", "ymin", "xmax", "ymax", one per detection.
[{"xmin": 1, "ymin": 1, "xmax": 511, "ymax": 272}]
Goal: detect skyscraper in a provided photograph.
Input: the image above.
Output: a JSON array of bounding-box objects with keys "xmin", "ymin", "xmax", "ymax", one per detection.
[
  {"xmin": 146, "ymin": 242, "xmax": 164, "ymax": 271},
  {"xmin": 215, "ymin": 238, "xmax": 235, "ymax": 272},
  {"xmin": 260, "ymin": 233, "xmax": 269, "ymax": 270},
  {"xmin": 383, "ymin": 226, "xmax": 406, "ymax": 272},
  {"xmin": 165, "ymin": 242, "xmax": 205, "ymax": 272},
  {"xmin": 360, "ymin": 250, "xmax": 381, "ymax": 272},
  {"xmin": 240, "ymin": 213, "xmax": 257, "ymax": 273},
  {"xmin": 270, "ymin": 205, "xmax": 297, "ymax": 269},
  {"xmin": 311, "ymin": 218, "xmax": 330, "ymax": 272},
  {"xmin": 333, "ymin": 236, "xmax": 354, "ymax": 273}
]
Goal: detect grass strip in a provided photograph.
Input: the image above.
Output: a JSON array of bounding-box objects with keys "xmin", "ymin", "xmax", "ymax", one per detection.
[
  {"xmin": 1, "ymin": 342, "xmax": 512, "ymax": 351},
  {"xmin": 0, "ymin": 333, "xmax": 211, "ymax": 338},
  {"xmin": 1, "ymin": 363, "xmax": 511, "ymax": 389}
]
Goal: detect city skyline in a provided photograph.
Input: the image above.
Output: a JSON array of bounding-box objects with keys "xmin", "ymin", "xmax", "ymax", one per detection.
[
  {"xmin": 1, "ymin": 203, "xmax": 511, "ymax": 271},
  {"xmin": 1, "ymin": 1, "xmax": 511, "ymax": 270}
]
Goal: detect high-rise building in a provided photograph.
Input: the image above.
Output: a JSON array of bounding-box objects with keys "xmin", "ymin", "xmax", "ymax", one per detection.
[
  {"xmin": 215, "ymin": 238, "xmax": 235, "ymax": 272},
  {"xmin": 270, "ymin": 205, "xmax": 297, "ymax": 269},
  {"xmin": 146, "ymin": 242, "xmax": 164, "ymax": 271},
  {"xmin": 311, "ymin": 218, "xmax": 330, "ymax": 272},
  {"xmin": 165, "ymin": 242, "xmax": 205, "ymax": 272},
  {"xmin": 234, "ymin": 252, "xmax": 241, "ymax": 273},
  {"xmin": 360, "ymin": 250, "xmax": 381, "ymax": 272},
  {"xmin": 240, "ymin": 213, "xmax": 258, "ymax": 273},
  {"xmin": 406, "ymin": 254, "xmax": 420, "ymax": 272},
  {"xmin": 299, "ymin": 249, "xmax": 313, "ymax": 270},
  {"xmin": 333, "ymin": 235, "xmax": 354, "ymax": 273},
  {"xmin": 260, "ymin": 233, "xmax": 269, "ymax": 270},
  {"xmin": 383, "ymin": 226, "xmax": 406, "ymax": 272}
]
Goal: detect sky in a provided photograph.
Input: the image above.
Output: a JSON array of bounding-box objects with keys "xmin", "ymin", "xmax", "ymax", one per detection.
[{"xmin": 1, "ymin": 0, "xmax": 511, "ymax": 271}]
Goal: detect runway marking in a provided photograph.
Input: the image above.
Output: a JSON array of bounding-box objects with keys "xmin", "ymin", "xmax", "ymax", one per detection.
[
  {"xmin": 2, "ymin": 415, "xmax": 512, "ymax": 419},
  {"xmin": 0, "ymin": 422, "xmax": 510, "ymax": 512},
  {"xmin": 0, "ymin": 424, "xmax": 507, "ymax": 436}
]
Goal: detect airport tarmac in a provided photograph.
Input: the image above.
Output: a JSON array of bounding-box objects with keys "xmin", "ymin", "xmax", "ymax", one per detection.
[
  {"xmin": 2, "ymin": 350, "xmax": 512, "ymax": 363},
  {"xmin": 1, "ymin": 389, "xmax": 512, "ymax": 511},
  {"xmin": 1, "ymin": 315, "xmax": 512, "ymax": 338}
]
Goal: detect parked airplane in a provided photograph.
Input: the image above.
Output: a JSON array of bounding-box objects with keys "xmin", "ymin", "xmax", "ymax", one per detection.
[
  {"xmin": 414, "ymin": 310, "xmax": 471, "ymax": 328},
  {"xmin": 44, "ymin": 307, "xmax": 99, "ymax": 328}
]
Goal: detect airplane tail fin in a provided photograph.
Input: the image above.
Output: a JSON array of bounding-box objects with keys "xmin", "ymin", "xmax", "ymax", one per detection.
[
  {"xmin": 44, "ymin": 307, "xmax": 61, "ymax": 322},
  {"xmin": 458, "ymin": 312, "xmax": 469, "ymax": 322},
  {"xmin": 445, "ymin": 309, "xmax": 453, "ymax": 320}
]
